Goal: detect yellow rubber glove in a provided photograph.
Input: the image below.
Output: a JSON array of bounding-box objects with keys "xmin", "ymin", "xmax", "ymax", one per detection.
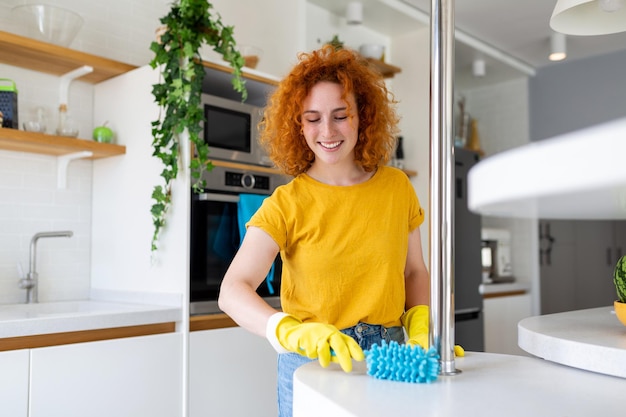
[
  {"xmin": 401, "ymin": 305, "xmax": 465, "ymax": 357},
  {"xmin": 401, "ymin": 305, "xmax": 430, "ymax": 350},
  {"xmin": 266, "ymin": 313, "xmax": 364, "ymax": 372}
]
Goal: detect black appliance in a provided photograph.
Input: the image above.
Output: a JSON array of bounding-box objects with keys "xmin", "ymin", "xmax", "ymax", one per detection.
[
  {"xmin": 200, "ymin": 94, "xmax": 272, "ymax": 167},
  {"xmin": 190, "ymin": 165, "xmax": 289, "ymax": 315},
  {"xmin": 454, "ymin": 147, "xmax": 485, "ymax": 351}
]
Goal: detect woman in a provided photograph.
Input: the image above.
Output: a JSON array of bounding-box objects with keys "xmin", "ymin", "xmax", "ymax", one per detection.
[{"xmin": 218, "ymin": 45, "xmax": 431, "ymax": 417}]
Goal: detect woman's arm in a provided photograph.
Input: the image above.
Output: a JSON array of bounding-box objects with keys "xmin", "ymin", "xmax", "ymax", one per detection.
[
  {"xmin": 404, "ymin": 226, "xmax": 430, "ymax": 310},
  {"xmin": 218, "ymin": 226, "xmax": 282, "ymax": 337}
]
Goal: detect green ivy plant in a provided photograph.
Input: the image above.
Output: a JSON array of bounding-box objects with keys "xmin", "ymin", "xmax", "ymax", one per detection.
[{"xmin": 149, "ymin": 0, "xmax": 247, "ymax": 251}]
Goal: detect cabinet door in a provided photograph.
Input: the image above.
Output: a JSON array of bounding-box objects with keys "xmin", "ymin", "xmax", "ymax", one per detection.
[
  {"xmin": 0, "ymin": 349, "xmax": 29, "ymax": 417},
  {"xmin": 189, "ymin": 327, "xmax": 278, "ymax": 417},
  {"xmin": 483, "ymin": 294, "xmax": 532, "ymax": 356},
  {"xmin": 612, "ymin": 220, "xmax": 626, "ymax": 263},
  {"xmin": 540, "ymin": 220, "xmax": 618, "ymax": 314},
  {"xmin": 30, "ymin": 333, "xmax": 183, "ymax": 417},
  {"xmin": 574, "ymin": 220, "xmax": 616, "ymax": 309},
  {"xmin": 540, "ymin": 220, "xmax": 577, "ymax": 314}
]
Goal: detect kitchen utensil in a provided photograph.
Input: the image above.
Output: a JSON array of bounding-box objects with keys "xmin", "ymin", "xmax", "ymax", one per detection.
[{"xmin": 366, "ymin": 340, "xmax": 440, "ymax": 383}]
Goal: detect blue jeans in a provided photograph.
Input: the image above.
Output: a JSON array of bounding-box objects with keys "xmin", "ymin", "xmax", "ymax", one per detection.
[{"xmin": 276, "ymin": 323, "xmax": 404, "ymax": 417}]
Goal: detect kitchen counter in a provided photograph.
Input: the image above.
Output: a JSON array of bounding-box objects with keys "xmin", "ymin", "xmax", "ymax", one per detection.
[
  {"xmin": 0, "ymin": 300, "xmax": 181, "ymax": 350},
  {"xmin": 518, "ymin": 306, "xmax": 626, "ymax": 378},
  {"xmin": 479, "ymin": 281, "xmax": 530, "ymax": 298},
  {"xmin": 293, "ymin": 351, "xmax": 623, "ymax": 416}
]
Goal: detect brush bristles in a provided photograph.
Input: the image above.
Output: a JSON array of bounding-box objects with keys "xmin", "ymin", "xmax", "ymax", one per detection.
[{"xmin": 365, "ymin": 340, "xmax": 440, "ymax": 383}]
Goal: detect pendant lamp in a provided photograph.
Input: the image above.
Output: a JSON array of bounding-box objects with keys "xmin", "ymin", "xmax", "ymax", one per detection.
[{"xmin": 550, "ymin": 0, "xmax": 626, "ymax": 35}]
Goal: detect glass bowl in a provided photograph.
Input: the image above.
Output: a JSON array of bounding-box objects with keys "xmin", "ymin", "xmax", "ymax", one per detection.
[
  {"xmin": 359, "ymin": 44, "xmax": 385, "ymax": 60},
  {"xmin": 11, "ymin": 4, "xmax": 84, "ymax": 47},
  {"xmin": 23, "ymin": 121, "xmax": 47, "ymax": 133}
]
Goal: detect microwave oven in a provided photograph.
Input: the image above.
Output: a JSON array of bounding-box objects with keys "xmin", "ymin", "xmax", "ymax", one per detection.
[{"xmin": 200, "ymin": 93, "xmax": 272, "ymax": 167}]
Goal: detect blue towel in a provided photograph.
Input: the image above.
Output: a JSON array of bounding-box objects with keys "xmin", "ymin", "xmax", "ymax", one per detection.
[{"xmin": 237, "ymin": 194, "xmax": 277, "ymax": 295}]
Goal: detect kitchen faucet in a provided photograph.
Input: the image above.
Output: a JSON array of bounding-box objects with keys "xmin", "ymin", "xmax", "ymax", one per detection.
[{"xmin": 19, "ymin": 231, "xmax": 73, "ymax": 304}]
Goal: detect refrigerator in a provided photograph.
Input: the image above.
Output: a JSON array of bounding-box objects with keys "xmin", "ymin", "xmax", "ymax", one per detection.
[{"xmin": 453, "ymin": 147, "xmax": 485, "ymax": 351}]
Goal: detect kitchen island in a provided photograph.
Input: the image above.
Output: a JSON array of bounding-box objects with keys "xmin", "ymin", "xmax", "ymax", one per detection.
[
  {"xmin": 518, "ymin": 305, "xmax": 626, "ymax": 378},
  {"xmin": 293, "ymin": 349, "xmax": 623, "ymax": 416}
]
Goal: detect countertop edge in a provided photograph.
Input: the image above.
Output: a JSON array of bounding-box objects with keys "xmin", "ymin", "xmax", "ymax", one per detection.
[
  {"xmin": 0, "ymin": 300, "xmax": 182, "ymax": 340},
  {"xmin": 518, "ymin": 306, "xmax": 626, "ymax": 378}
]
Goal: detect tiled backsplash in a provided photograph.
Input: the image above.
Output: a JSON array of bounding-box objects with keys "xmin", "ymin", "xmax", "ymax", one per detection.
[{"xmin": 0, "ymin": 150, "xmax": 92, "ymax": 304}]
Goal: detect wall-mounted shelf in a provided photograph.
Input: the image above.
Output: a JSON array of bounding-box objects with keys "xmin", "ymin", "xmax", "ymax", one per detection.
[
  {"xmin": 0, "ymin": 30, "xmax": 137, "ymax": 83},
  {"xmin": 366, "ymin": 58, "xmax": 401, "ymax": 78},
  {"xmin": 0, "ymin": 129, "xmax": 126, "ymax": 159},
  {"xmin": 0, "ymin": 29, "xmax": 131, "ymax": 163}
]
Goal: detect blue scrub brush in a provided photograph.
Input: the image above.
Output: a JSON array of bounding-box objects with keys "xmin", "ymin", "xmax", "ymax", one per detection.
[{"xmin": 365, "ymin": 340, "xmax": 440, "ymax": 383}]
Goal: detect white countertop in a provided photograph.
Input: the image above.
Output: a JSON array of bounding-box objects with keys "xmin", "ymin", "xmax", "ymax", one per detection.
[
  {"xmin": 479, "ymin": 281, "xmax": 530, "ymax": 295},
  {"xmin": 293, "ymin": 351, "xmax": 623, "ymax": 417},
  {"xmin": 0, "ymin": 300, "xmax": 181, "ymax": 338},
  {"xmin": 518, "ymin": 305, "xmax": 626, "ymax": 378}
]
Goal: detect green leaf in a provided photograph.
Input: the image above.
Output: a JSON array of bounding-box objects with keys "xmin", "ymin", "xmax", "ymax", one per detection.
[{"xmin": 150, "ymin": 0, "xmax": 248, "ymax": 252}]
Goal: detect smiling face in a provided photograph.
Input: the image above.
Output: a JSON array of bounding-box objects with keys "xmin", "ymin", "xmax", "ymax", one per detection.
[{"xmin": 301, "ymin": 81, "xmax": 359, "ymax": 169}]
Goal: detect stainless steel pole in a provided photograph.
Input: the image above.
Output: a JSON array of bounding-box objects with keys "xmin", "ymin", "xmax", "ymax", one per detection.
[{"xmin": 429, "ymin": 0, "xmax": 459, "ymax": 375}]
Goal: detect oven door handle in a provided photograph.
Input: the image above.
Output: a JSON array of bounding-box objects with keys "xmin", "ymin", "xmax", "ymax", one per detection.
[{"xmin": 198, "ymin": 193, "xmax": 240, "ymax": 203}]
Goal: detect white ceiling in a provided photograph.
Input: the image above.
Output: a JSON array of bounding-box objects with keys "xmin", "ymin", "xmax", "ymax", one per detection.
[{"xmin": 310, "ymin": 0, "xmax": 626, "ymax": 89}]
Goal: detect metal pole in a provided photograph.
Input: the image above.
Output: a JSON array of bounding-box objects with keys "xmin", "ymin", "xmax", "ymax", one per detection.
[{"xmin": 429, "ymin": 0, "xmax": 459, "ymax": 375}]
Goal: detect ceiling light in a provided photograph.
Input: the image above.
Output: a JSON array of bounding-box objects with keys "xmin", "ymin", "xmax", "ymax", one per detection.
[
  {"xmin": 346, "ymin": 1, "xmax": 363, "ymax": 25},
  {"xmin": 550, "ymin": 0, "xmax": 626, "ymax": 35},
  {"xmin": 549, "ymin": 32, "xmax": 567, "ymax": 61},
  {"xmin": 472, "ymin": 59, "xmax": 486, "ymax": 77}
]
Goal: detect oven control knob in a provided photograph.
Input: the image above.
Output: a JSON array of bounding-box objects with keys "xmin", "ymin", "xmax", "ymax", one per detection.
[{"xmin": 241, "ymin": 173, "xmax": 256, "ymax": 189}]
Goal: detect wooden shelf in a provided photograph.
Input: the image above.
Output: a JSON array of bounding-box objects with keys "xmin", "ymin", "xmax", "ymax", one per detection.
[
  {"xmin": 366, "ymin": 58, "xmax": 401, "ymax": 78},
  {"xmin": 0, "ymin": 30, "xmax": 132, "ymax": 160},
  {"xmin": 0, "ymin": 30, "xmax": 137, "ymax": 83},
  {"xmin": 202, "ymin": 60, "xmax": 280, "ymax": 87},
  {"xmin": 0, "ymin": 128, "xmax": 125, "ymax": 159}
]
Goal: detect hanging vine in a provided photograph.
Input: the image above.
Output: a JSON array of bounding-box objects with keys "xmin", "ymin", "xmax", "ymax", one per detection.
[{"xmin": 149, "ymin": 0, "xmax": 247, "ymax": 251}]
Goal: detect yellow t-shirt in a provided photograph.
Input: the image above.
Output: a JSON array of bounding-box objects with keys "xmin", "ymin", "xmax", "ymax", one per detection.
[{"xmin": 247, "ymin": 165, "xmax": 425, "ymax": 330}]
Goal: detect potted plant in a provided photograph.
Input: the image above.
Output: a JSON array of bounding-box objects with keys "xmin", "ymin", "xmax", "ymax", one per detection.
[
  {"xmin": 149, "ymin": 0, "xmax": 247, "ymax": 251},
  {"xmin": 613, "ymin": 255, "xmax": 626, "ymax": 326}
]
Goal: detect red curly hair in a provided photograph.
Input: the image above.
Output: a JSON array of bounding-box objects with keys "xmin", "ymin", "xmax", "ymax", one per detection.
[{"xmin": 259, "ymin": 45, "xmax": 400, "ymax": 177}]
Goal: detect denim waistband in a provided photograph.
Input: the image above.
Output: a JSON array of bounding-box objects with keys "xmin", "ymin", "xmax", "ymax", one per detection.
[{"xmin": 340, "ymin": 322, "xmax": 405, "ymax": 351}]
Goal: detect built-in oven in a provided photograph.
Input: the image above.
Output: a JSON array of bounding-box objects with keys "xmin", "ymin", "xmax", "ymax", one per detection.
[{"xmin": 189, "ymin": 164, "xmax": 289, "ymax": 315}]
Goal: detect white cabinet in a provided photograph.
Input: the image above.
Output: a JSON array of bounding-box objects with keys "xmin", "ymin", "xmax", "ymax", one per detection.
[
  {"xmin": 0, "ymin": 349, "xmax": 29, "ymax": 417},
  {"xmin": 29, "ymin": 333, "xmax": 182, "ymax": 417},
  {"xmin": 189, "ymin": 327, "xmax": 278, "ymax": 417},
  {"xmin": 483, "ymin": 294, "xmax": 532, "ymax": 356}
]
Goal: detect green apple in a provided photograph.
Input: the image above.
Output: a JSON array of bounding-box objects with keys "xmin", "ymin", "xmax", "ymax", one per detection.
[{"xmin": 93, "ymin": 122, "xmax": 114, "ymax": 143}]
